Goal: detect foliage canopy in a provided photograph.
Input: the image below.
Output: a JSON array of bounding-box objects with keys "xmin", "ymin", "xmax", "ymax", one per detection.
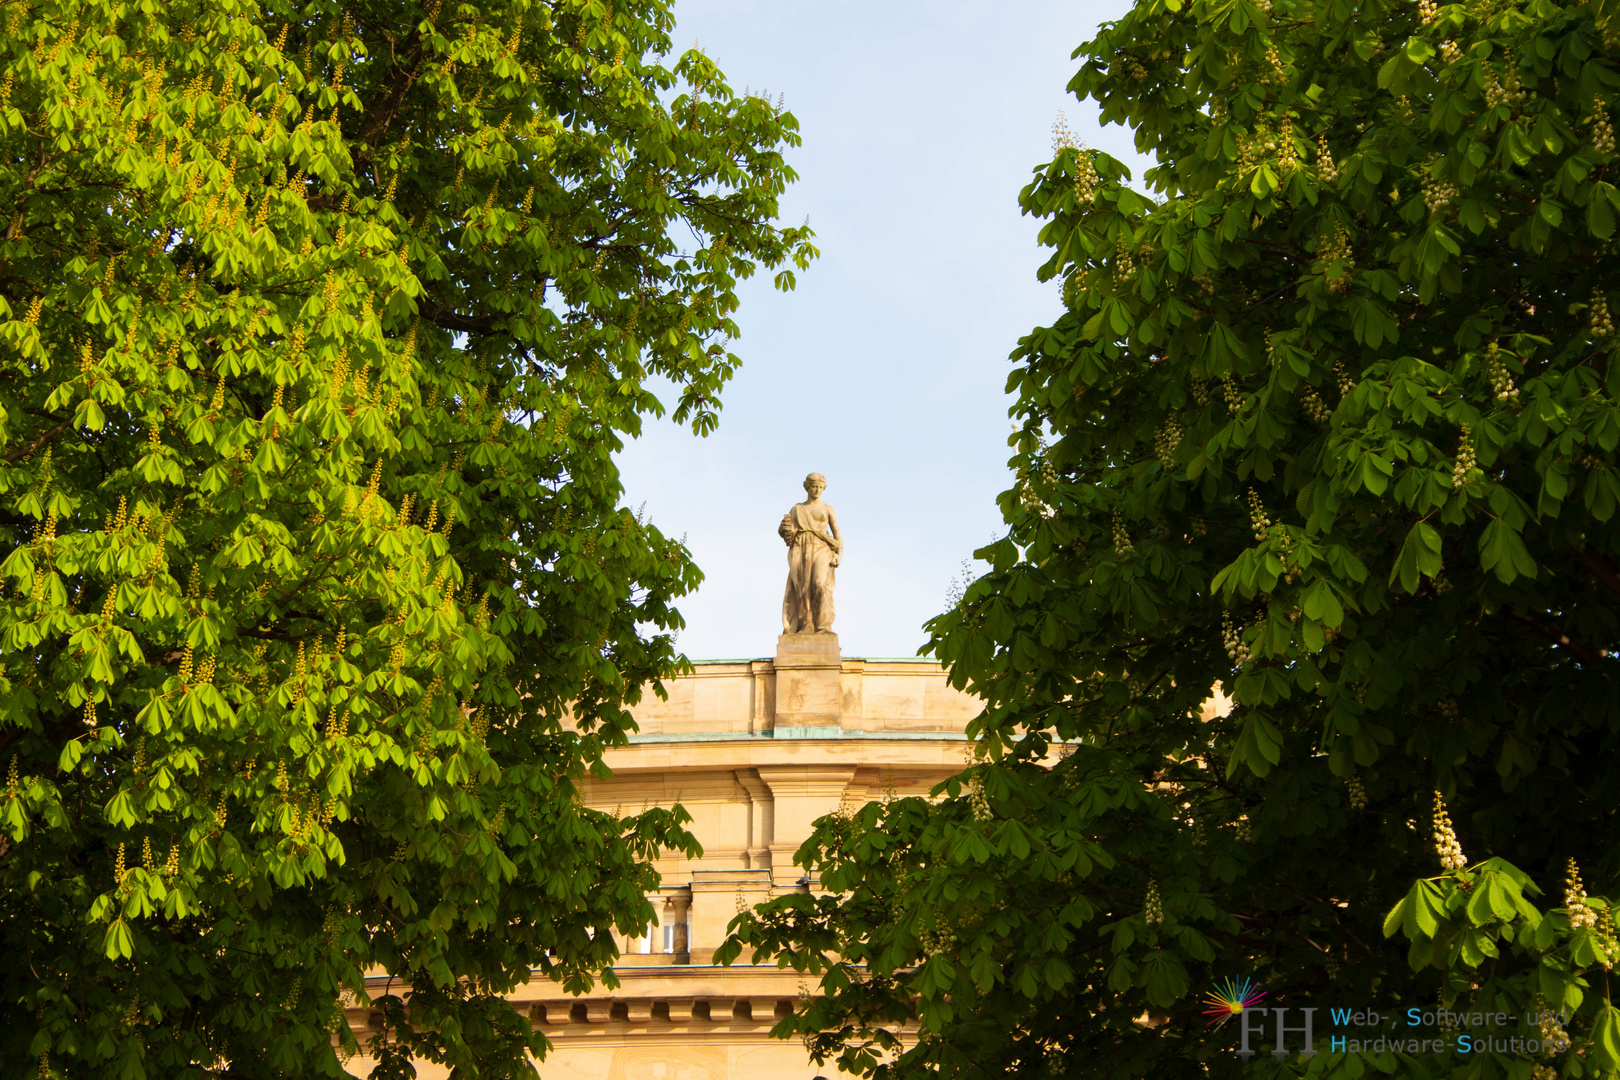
[
  {"xmin": 728, "ymin": 0, "xmax": 1620, "ymax": 1077},
  {"xmin": 0, "ymin": 0, "xmax": 813, "ymax": 1075}
]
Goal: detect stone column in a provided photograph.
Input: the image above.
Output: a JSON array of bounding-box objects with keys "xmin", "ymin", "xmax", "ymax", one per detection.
[
  {"xmin": 663, "ymin": 891, "xmax": 691, "ymax": 964},
  {"xmin": 773, "ymin": 633, "xmax": 842, "ymax": 732}
]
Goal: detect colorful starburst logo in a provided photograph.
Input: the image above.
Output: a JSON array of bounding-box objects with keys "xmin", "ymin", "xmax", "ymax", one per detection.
[{"xmin": 1203, "ymin": 977, "xmax": 1266, "ymax": 1027}]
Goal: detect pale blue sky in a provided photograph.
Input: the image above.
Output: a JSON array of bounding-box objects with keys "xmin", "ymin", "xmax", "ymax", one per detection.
[{"xmin": 617, "ymin": 0, "xmax": 1150, "ymax": 660}]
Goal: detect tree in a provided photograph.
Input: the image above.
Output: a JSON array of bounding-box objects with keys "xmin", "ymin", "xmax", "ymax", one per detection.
[
  {"xmin": 0, "ymin": 0, "xmax": 814, "ymax": 1075},
  {"xmin": 726, "ymin": 0, "xmax": 1620, "ymax": 1076}
]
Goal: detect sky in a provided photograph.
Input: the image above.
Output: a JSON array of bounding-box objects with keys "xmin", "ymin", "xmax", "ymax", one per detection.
[{"xmin": 616, "ymin": 0, "xmax": 1152, "ymax": 661}]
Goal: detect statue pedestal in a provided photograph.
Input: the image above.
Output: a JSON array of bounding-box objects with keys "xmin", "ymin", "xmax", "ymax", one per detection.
[{"xmin": 773, "ymin": 633, "xmax": 842, "ymax": 733}]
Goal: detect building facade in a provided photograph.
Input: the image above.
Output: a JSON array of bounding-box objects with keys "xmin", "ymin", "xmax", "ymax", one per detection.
[{"xmin": 349, "ymin": 632, "xmax": 979, "ymax": 1079}]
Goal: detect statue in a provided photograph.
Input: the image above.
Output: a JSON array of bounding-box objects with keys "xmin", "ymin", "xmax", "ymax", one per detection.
[{"xmin": 779, "ymin": 472, "xmax": 842, "ymax": 634}]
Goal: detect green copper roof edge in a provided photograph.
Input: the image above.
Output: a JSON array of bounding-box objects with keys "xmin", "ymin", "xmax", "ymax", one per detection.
[
  {"xmin": 678, "ymin": 656, "xmax": 938, "ymax": 665},
  {"xmin": 850, "ymin": 657, "xmax": 939, "ymax": 663},
  {"xmin": 624, "ymin": 730, "xmax": 967, "ymax": 744}
]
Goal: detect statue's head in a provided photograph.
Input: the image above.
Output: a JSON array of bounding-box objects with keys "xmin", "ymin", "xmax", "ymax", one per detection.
[{"xmin": 803, "ymin": 472, "xmax": 827, "ymax": 497}]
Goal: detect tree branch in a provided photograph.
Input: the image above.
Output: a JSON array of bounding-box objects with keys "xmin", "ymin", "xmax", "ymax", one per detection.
[
  {"xmin": 354, "ymin": 26, "xmax": 427, "ymax": 153},
  {"xmin": 1576, "ymin": 548, "xmax": 1620, "ymax": 601},
  {"xmin": 4, "ymin": 417, "xmax": 71, "ymax": 463},
  {"xmin": 1507, "ymin": 610, "xmax": 1608, "ymax": 669},
  {"xmin": 418, "ymin": 296, "xmax": 507, "ymax": 336}
]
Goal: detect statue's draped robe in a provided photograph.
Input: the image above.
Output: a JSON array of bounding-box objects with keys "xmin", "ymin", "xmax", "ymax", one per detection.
[{"xmin": 781, "ymin": 502, "xmax": 836, "ymax": 633}]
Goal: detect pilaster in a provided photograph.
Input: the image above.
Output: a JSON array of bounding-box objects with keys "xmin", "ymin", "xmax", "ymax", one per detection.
[
  {"xmin": 733, "ymin": 768, "xmax": 774, "ymax": 873},
  {"xmin": 754, "ymin": 763, "xmax": 858, "ymax": 888}
]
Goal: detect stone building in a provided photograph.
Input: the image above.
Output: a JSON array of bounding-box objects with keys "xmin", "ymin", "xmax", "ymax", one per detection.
[{"xmin": 348, "ymin": 631, "xmax": 980, "ymax": 1078}]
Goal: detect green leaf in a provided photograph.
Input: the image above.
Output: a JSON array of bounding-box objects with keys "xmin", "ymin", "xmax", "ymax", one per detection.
[
  {"xmin": 1478, "ymin": 519, "xmax": 1537, "ymax": 584},
  {"xmin": 1383, "ymin": 892, "xmax": 1411, "ymax": 938},
  {"xmin": 1301, "ymin": 581, "xmax": 1345, "ymax": 625},
  {"xmin": 1590, "ymin": 181, "xmax": 1617, "ymax": 238},
  {"xmin": 104, "ymin": 791, "xmax": 138, "ymax": 828},
  {"xmin": 1593, "ymin": 1005, "xmax": 1620, "ymax": 1070},
  {"xmin": 1464, "ymin": 874, "xmax": 1517, "ymax": 925},
  {"xmin": 1359, "ymin": 453, "xmax": 1393, "ymax": 495},
  {"xmin": 104, "ymin": 918, "xmax": 134, "ymax": 960},
  {"xmin": 1404, "ymin": 37, "xmax": 1436, "ymax": 63},
  {"xmin": 1229, "ymin": 714, "xmax": 1284, "ymax": 777},
  {"xmin": 57, "ymin": 740, "xmax": 83, "ymax": 773},
  {"xmin": 1389, "ymin": 521, "xmax": 1443, "ymax": 593},
  {"xmin": 74, "ymin": 397, "xmax": 106, "ymax": 431},
  {"xmin": 1387, "ymin": 879, "xmax": 1445, "ymax": 940}
]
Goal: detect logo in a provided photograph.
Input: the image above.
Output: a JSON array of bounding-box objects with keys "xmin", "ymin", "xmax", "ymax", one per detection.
[{"xmin": 1203, "ymin": 977, "xmax": 1267, "ymax": 1028}]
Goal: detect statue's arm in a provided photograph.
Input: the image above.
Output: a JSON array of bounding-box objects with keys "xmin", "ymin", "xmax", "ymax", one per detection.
[
  {"xmin": 779, "ymin": 511, "xmax": 796, "ymax": 545},
  {"xmin": 826, "ymin": 506, "xmax": 842, "ymax": 552}
]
